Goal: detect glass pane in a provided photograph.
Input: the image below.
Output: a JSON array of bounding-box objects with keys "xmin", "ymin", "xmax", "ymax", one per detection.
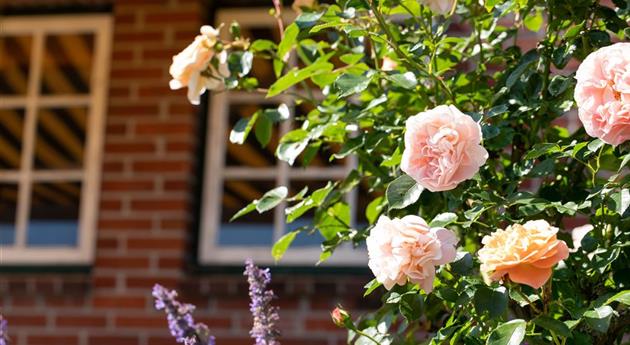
[
  {"xmin": 0, "ymin": 35, "xmax": 32, "ymax": 95},
  {"xmin": 0, "ymin": 108, "xmax": 25, "ymax": 170},
  {"xmin": 218, "ymin": 179, "xmax": 276, "ymax": 246},
  {"xmin": 0, "ymin": 184, "xmax": 18, "ymax": 245},
  {"xmin": 27, "ymin": 181, "xmax": 81, "ymax": 247},
  {"xmin": 225, "ymin": 103, "xmax": 279, "ymax": 167},
  {"xmin": 34, "ymin": 107, "xmax": 87, "ymax": 170},
  {"xmin": 41, "ymin": 33, "xmax": 94, "ymax": 95},
  {"xmin": 286, "ymin": 179, "xmax": 327, "ymax": 246}
]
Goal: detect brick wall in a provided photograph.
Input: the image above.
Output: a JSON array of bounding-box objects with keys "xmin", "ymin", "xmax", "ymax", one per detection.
[{"xmin": 0, "ymin": 1, "xmax": 371, "ymax": 344}]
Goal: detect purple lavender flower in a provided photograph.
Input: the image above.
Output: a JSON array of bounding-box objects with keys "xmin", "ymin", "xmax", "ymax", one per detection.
[
  {"xmin": 244, "ymin": 259, "xmax": 280, "ymax": 345},
  {"xmin": 0, "ymin": 314, "xmax": 8, "ymax": 345},
  {"xmin": 152, "ymin": 284, "xmax": 215, "ymax": 345}
]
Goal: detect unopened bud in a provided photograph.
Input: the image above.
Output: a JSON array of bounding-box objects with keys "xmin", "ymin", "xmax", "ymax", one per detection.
[{"xmin": 331, "ymin": 306, "xmax": 350, "ymax": 327}]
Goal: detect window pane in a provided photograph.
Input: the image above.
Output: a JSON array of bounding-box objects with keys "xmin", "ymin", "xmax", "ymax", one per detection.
[
  {"xmin": 0, "ymin": 35, "xmax": 32, "ymax": 95},
  {"xmin": 27, "ymin": 181, "xmax": 81, "ymax": 247},
  {"xmin": 287, "ymin": 179, "xmax": 327, "ymax": 246},
  {"xmin": 34, "ymin": 107, "xmax": 87, "ymax": 170},
  {"xmin": 0, "ymin": 184, "xmax": 18, "ymax": 245},
  {"xmin": 0, "ymin": 108, "xmax": 25, "ymax": 170},
  {"xmin": 225, "ymin": 103, "xmax": 279, "ymax": 167},
  {"xmin": 219, "ymin": 179, "xmax": 276, "ymax": 246},
  {"xmin": 41, "ymin": 33, "xmax": 94, "ymax": 95}
]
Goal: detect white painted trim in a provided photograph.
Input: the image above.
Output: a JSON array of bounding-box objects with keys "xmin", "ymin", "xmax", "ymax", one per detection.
[
  {"xmin": 0, "ymin": 15, "xmax": 112, "ymax": 265},
  {"xmin": 199, "ymin": 8, "xmax": 367, "ymax": 266}
]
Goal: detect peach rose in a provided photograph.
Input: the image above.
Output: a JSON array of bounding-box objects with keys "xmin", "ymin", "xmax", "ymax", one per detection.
[
  {"xmin": 574, "ymin": 42, "xmax": 630, "ymax": 145},
  {"xmin": 478, "ymin": 220, "xmax": 570, "ymax": 289},
  {"xmin": 381, "ymin": 56, "xmax": 398, "ymax": 71},
  {"xmin": 420, "ymin": 0, "xmax": 456, "ymax": 15},
  {"xmin": 366, "ymin": 215, "xmax": 458, "ymax": 292},
  {"xmin": 401, "ymin": 105, "xmax": 488, "ymax": 192},
  {"xmin": 169, "ymin": 25, "xmax": 227, "ymax": 105}
]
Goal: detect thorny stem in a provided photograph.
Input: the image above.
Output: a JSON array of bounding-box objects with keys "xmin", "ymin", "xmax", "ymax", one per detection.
[{"xmin": 513, "ymin": 285, "xmax": 542, "ymax": 314}]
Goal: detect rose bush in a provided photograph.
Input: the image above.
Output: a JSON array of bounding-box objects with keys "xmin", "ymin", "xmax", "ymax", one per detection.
[{"xmin": 172, "ymin": 0, "xmax": 630, "ymax": 344}]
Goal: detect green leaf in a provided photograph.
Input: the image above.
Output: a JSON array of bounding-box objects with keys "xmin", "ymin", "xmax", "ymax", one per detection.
[
  {"xmin": 276, "ymin": 23, "xmax": 299, "ymax": 74},
  {"xmin": 399, "ymin": 293, "xmax": 423, "ymax": 322},
  {"xmin": 229, "ymin": 112, "xmax": 259, "ymax": 144},
  {"xmin": 340, "ymin": 53, "xmax": 364, "ymax": 65},
  {"xmin": 450, "ymin": 252, "xmax": 473, "ymax": 276},
  {"xmin": 335, "ymin": 72, "xmax": 372, "ymax": 98},
  {"xmin": 295, "ymin": 11, "xmax": 323, "ymax": 29},
  {"xmin": 386, "ymin": 174, "xmax": 423, "ymax": 209},
  {"xmin": 264, "ymin": 104, "xmax": 290, "ymax": 122},
  {"xmin": 533, "ymin": 316, "xmax": 571, "ymax": 338},
  {"xmin": 254, "ymin": 115, "xmax": 272, "ymax": 147},
  {"xmin": 583, "ymin": 306, "xmax": 614, "ymax": 333},
  {"xmin": 524, "ymin": 143, "xmax": 561, "ymax": 160},
  {"xmin": 256, "ymin": 186, "xmax": 288, "ymax": 213},
  {"xmin": 229, "ymin": 202, "xmax": 257, "ymax": 222},
  {"xmin": 268, "ymin": 60, "xmax": 334, "ymax": 97},
  {"xmin": 385, "ymin": 72, "xmax": 417, "ymax": 89},
  {"xmin": 523, "ymin": 9, "xmax": 543, "ymax": 32},
  {"xmin": 587, "ymin": 139, "xmax": 605, "ymax": 153},
  {"xmin": 250, "ymin": 39, "xmax": 276, "ymax": 52},
  {"xmin": 474, "ymin": 286, "xmax": 508, "ymax": 319},
  {"xmin": 606, "ymin": 290, "xmax": 630, "ymax": 305},
  {"xmin": 365, "ymin": 196, "xmax": 384, "ymax": 224},
  {"xmin": 611, "ymin": 189, "xmax": 629, "ymax": 216},
  {"xmin": 486, "ymin": 319, "xmax": 526, "ymax": 345},
  {"xmin": 430, "ymin": 212, "xmax": 458, "ymax": 227},
  {"xmin": 271, "ymin": 230, "xmax": 298, "ymax": 261},
  {"xmin": 506, "ymin": 51, "xmax": 537, "ymax": 88},
  {"xmin": 276, "ymin": 129, "xmax": 310, "ymax": 165},
  {"xmin": 363, "ymin": 278, "xmax": 382, "ymax": 297}
]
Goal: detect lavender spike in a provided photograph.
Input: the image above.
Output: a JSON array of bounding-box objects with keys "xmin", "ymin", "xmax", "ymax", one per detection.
[
  {"xmin": 152, "ymin": 284, "xmax": 215, "ymax": 345},
  {"xmin": 244, "ymin": 259, "xmax": 280, "ymax": 345}
]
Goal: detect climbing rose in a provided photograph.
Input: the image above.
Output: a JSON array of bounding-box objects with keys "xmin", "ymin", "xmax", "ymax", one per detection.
[
  {"xmin": 420, "ymin": 0, "xmax": 456, "ymax": 15},
  {"xmin": 574, "ymin": 42, "xmax": 630, "ymax": 145},
  {"xmin": 366, "ymin": 215, "xmax": 458, "ymax": 292},
  {"xmin": 401, "ymin": 105, "xmax": 488, "ymax": 192},
  {"xmin": 169, "ymin": 25, "xmax": 227, "ymax": 105},
  {"xmin": 478, "ymin": 220, "xmax": 569, "ymax": 289}
]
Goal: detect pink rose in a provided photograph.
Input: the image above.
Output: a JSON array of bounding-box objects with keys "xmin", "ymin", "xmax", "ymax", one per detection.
[
  {"xmin": 366, "ymin": 215, "xmax": 458, "ymax": 292},
  {"xmin": 401, "ymin": 105, "xmax": 488, "ymax": 192},
  {"xmin": 574, "ymin": 42, "xmax": 630, "ymax": 145},
  {"xmin": 420, "ymin": 0, "xmax": 456, "ymax": 15},
  {"xmin": 169, "ymin": 25, "xmax": 227, "ymax": 105}
]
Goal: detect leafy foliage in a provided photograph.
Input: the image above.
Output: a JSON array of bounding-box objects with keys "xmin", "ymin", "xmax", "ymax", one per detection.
[{"xmin": 212, "ymin": 0, "xmax": 630, "ymax": 343}]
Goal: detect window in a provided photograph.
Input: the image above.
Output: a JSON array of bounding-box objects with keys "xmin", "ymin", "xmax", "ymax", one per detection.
[
  {"xmin": 199, "ymin": 9, "xmax": 367, "ymax": 266},
  {"xmin": 0, "ymin": 15, "xmax": 112, "ymax": 264}
]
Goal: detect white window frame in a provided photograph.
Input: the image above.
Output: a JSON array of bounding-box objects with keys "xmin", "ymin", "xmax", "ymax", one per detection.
[
  {"xmin": 0, "ymin": 14, "xmax": 112, "ymax": 265},
  {"xmin": 199, "ymin": 8, "xmax": 367, "ymax": 266}
]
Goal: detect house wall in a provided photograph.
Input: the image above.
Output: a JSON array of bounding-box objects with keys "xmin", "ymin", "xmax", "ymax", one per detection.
[{"xmin": 0, "ymin": 1, "xmax": 371, "ymax": 344}]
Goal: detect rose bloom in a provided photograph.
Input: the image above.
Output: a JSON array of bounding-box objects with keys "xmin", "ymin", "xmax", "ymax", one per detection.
[
  {"xmin": 478, "ymin": 220, "xmax": 569, "ymax": 289},
  {"xmin": 169, "ymin": 25, "xmax": 227, "ymax": 105},
  {"xmin": 401, "ymin": 105, "xmax": 488, "ymax": 192},
  {"xmin": 381, "ymin": 56, "xmax": 398, "ymax": 71},
  {"xmin": 366, "ymin": 215, "xmax": 458, "ymax": 292},
  {"xmin": 574, "ymin": 42, "xmax": 630, "ymax": 145},
  {"xmin": 420, "ymin": 0, "xmax": 456, "ymax": 15}
]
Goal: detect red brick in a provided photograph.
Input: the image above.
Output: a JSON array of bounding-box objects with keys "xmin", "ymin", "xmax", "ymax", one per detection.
[
  {"xmin": 135, "ymin": 122, "xmax": 193, "ymax": 135},
  {"xmin": 56, "ymin": 315, "xmax": 107, "ymax": 328},
  {"xmin": 132, "ymin": 160, "xmax": 192, "ymax": 173},
  {"xmin": 92, "ymin": 295, "xmax": 146, "ymax": 309},
  {"xmin": 130, "ymin": 199, "xmax": 188, "ymax": 211},
  {"xmin": 110, "ymin": 67, "xmax": 163, "ymax": 79},
  {"xmin": 98, "ymin": 218, "xmax": 152, "ymax": 230},
  {"xmin": 102, "ymin": 179, "xmax": 155, "ymax": 191},
  {"xmin": 115, "ymin": 315, "xmax": 165, "ymax": 328},
  {"xmin": 88, "ymin": 335, "xmax": 139, "ymax": 345},
  {"xmin": 7, "ymin": 314, "xmax": 47, "ymax": 326},
  {"xmin": 126, "ymin": 276, "xmax": 179, "ymax": 289},
  {"xmin": 95, "ymin": 256, "xmax": 150, "ymax": 269},
  {"xmin": 28, "ymin": 335, "xmax": 79, "ymax": 345},
  {"xmin": 109, "ymin": 104, "xmax": 159, "ymax": 117},
  {"xmin": 127, "ymin": 237, "xmax": 185, "ymax": 250},
  {"xmin": 105, "ymin": 142, "xmax": 156, "ymax": 154},
  {"xmin": 157, "ymin": 256, "xmax": 184, "ymax": 269},
  {"xmin": 145, "ymin": 11, "xmax": 199, "ymax": 23}
]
